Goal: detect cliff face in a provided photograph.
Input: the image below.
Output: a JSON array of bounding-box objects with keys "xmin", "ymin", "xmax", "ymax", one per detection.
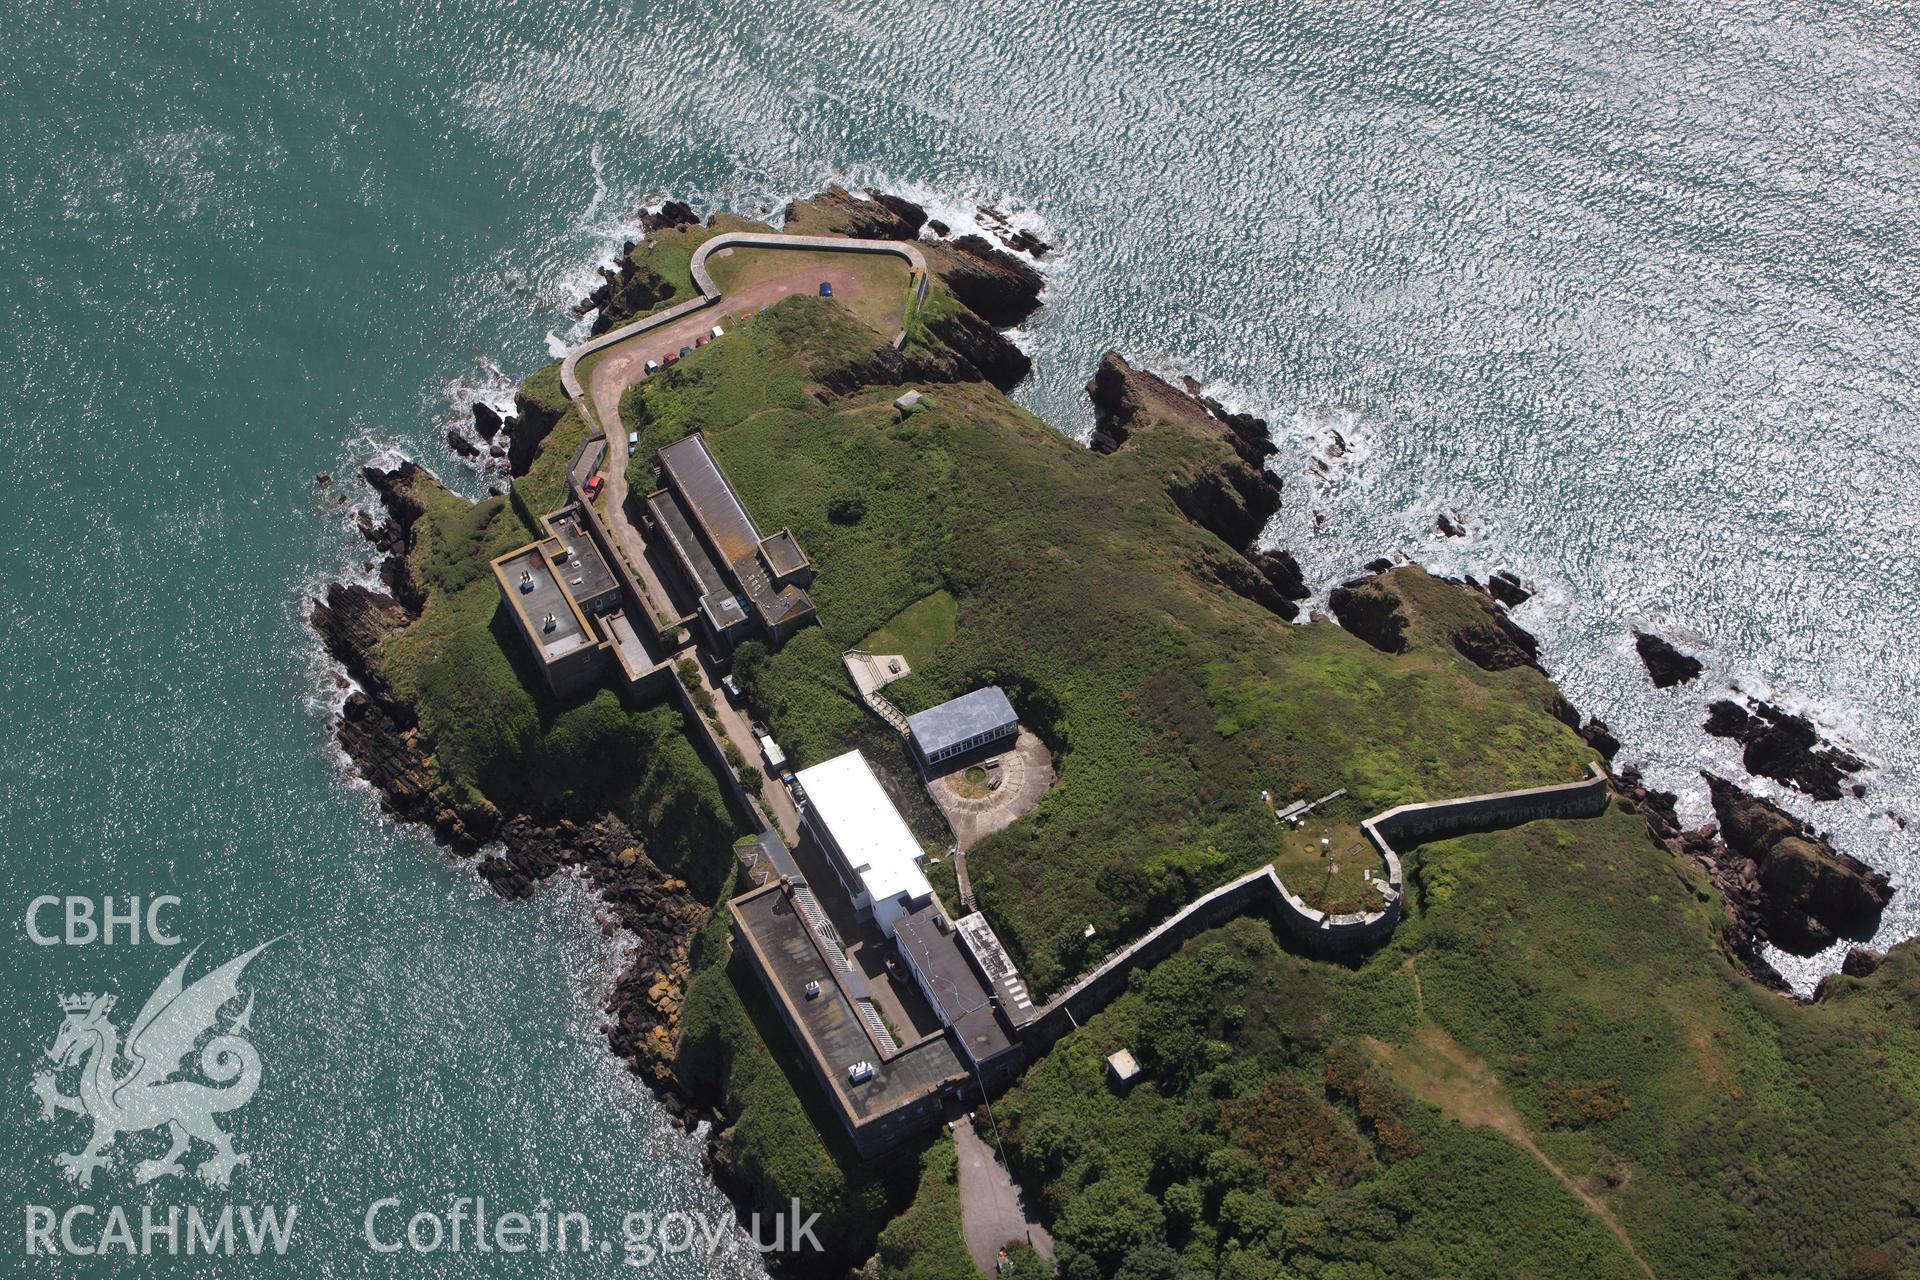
[
  {"xmin": 1086, "ymin": 351, "xmax": 1308, "ymax": 618},
  {"xmin": 311, "ymin": 462, "xmax": 717, "ymax": 1101},
  {"xmin": 1329, "ymin": 565, "xmax": 1542, "ymax": 675},
  {"xmin": 1707, "ymin": 775, "xmax": 1890, "ymax": 954}
]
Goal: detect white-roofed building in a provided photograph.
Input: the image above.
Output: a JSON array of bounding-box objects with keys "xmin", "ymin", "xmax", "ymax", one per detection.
[{"xmin": 794, "ymin": 750, "xmax": 933, "ymax": 938}]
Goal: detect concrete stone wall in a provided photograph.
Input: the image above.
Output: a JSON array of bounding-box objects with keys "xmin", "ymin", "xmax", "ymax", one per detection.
[
  {"xmin": 1021, "ymin": 764, "xmax": 1613, "ymax": 1050},
  {"xmin": 1363, "ymin": 763, "xmax": 1610, "ymax": 860}
]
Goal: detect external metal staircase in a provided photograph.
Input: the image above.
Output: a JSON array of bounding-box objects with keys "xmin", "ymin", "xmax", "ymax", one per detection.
[
  {"xmin": 790, "ymin": 884, "xmax": 899, "ymax": 1055},
  {"xmin": 842, "ymin": 650, "xmax": 911, "ymax": 735}
]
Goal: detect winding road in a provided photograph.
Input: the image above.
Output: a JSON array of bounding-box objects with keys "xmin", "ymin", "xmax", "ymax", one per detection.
[{"xmin": 556, "ymin": 232, "xmax": 927, "ymax": 846}]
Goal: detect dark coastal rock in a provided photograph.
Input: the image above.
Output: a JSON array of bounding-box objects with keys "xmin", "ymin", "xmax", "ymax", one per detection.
[
  {"xmin": 1840, "ymin": 947, "xmax": 1883, "ymax": 979},
  {"xmin": 1446, "ymin": 575, "xmax": 1543, "ymax": 672},
  {"xmin": 1364, "ymin": 558, "xmax": 1394, "ymax": 575},
  {"xmin": 472, "ymin": 400, "xmax": 506, "ymax": 439},
  {"xmin": 1434, "ymin": 510, "xmax": 1467, "ymax": 538},
  {"xmin": 588, "ymin": 252, "xmax": 679, "ymax": 336},
  {"xmin": 640, "ymin": 200, "xmax": 700, "ymax": 234},
  {"xmin": 1250, "ymin": 549, "xmax": 1308, "ymax": 603},
  {"xmin": 919, "ymin": 305, "xmax": 1031, "ymax": 391},
  {"xmin": 1579, "ymin": 718, "xmax": 1622, "ymax": 761},
  {"xmin": 1704, "ymin": 698, "xmax": 1867, "ymax": 802},
  {"xmin": 864, "ymin": 188, "xmax": 928, "ymax": 235},
  {"xmin": 1085, "ymin": 352, "xmax": 1305, "ymax": 621},
  {"xmin": 923, "ymin": 235, "xmax": 1045, "ymax": 327},
  {"xmin": 445, "ymin": 427, "xmax": 480, "ymax": 459},
  {"xmin": 927, "ymin": 219, "xmax": 951, "ymax": 237},
  {"xmin": 782, "ymin": 184, "xmax": 924, "ymax": 241},
  {"xmin": 1707, "ymin": 774, "xmax": 1890, "ymax": 955},
  {"xmin": 1487, "ymin": 570, "xmax": 1532, "ymax": 609},
  {"xmin": 1330, "ymin": 576, "xmax": 1409, "ymax": 654},
  {"xmin": 1086, "ymin": 351, "xmax": 1276, "ymax": 467},
  {"xmin": 1612, "ymin": 768, "xmax": 1789, "ymax": 990},
  {"xmin": 507, "ymin": 386, "xmax": 567, "ymax": 478},
  {"xmin": 1450, "ymin": 609, "xmax": 1540, "ymax": 673},
  {"xmin": 1634, "ymin": 630, "xmax": 1703, "ymax": 687},
  {"xmin": 314, "ymin": 470, "xmax": 332, "ymax": 487}
]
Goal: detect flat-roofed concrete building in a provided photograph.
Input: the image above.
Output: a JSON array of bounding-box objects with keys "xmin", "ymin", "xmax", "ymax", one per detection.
[
  {"xmin": 728, "ymin": 883, "xmax": 970, "ymax": 1159},
  {"xmin": 646, "ymin": 432, "xmax": 815, "ymax": 650},
  {"xmin": 730, "ymin": 751, "xmax": 1025, "ymax": 1157},
  {"xmin": 794, "ymin": 750, "xmax": 932, "ymax": 938},
  {"xmin": 907, "ymin": 687, "xmax": 1019, "ymax": 768},
  {"xmin": 492, "ymin": 503, "xmax": 661, "ymax": 697}
]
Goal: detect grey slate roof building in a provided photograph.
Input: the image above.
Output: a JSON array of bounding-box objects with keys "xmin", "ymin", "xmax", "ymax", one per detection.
[
  {"xmin": 907, "ymin": 687, "xmax": 1019, "ymax": 767},
  {"xmin": 646, "ymin": 432, "xmax": 816, "ymax": 649}
]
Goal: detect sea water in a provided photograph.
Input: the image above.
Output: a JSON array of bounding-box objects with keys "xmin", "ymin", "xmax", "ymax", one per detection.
[{"xmin": 3, "ymin": 0, "xmax": 1915, "ymax": 1271}]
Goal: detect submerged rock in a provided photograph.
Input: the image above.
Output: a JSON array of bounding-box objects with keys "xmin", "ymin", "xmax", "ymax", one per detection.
[{"xmin": 1634, "ymin": 630, "xmax": 1703, "ymax": 687}]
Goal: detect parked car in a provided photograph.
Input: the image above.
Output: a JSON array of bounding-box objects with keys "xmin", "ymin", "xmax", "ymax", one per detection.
[
  {"xmin": 709, "ymin": 325, "xmax": 725, "ymax": 339},
  {"xmin": 582, "ymin": 475, "xmax": 604, "ymax": 499},
  {"xmin": 679, "ymin": 346, "xmax": 692, "ymax": 357},
  {"xmin": 627, "ymin": 431, "xmax": 639, "ymax": 447},
  {"xmin": 818, "ymin": 281, "xmax": 833, "ymax": 298},
  {"xmin": 663, "ymin": 352, "xmax": 679, "ymax": 365},
  {"xmin": 847, "ymin": 1061, "xmax": 874, "ymax": 1084},
  {"xmin": 644, "ymin": 359, "xmax": 659, "ymax": 373},
  {"xmin": 695, "ymin": 334, "xmax": 709, "ymax": 347},
  {"xmin": 721, "ymin": 675, "xmax": 741, "ymax": 699}
]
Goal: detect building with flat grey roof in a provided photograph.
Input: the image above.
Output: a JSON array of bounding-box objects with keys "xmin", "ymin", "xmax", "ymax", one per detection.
[
  {"xmin": 729, "ymin": 882, "xmax": 971, "ymax": 1159},
  {"xmin": 492, "ymin": 502, "xmax": 655, "ymax": 697},
  {"xmin": 646, "ymin": 432, "xmax": 816, "ymax": 650},
  {"xmin": 729, "ymin": 751, "xmax": 1024, "ymax": 1158},
  {"xmin": 907, "ymin": 687, "xmax": 1020, "ymax": 768}
]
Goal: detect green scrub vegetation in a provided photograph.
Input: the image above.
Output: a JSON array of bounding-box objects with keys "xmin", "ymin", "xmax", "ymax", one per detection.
[
  {"xmin": 405, "ymin": 227, "xmax": 1920, "ymax": 1279},
  {"xmin": 372, "ymin": 474, "xmax": 734, "ymax": 896}
]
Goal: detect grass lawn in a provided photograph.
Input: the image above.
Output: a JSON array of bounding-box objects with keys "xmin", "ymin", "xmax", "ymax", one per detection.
[
  {"xmin": 705, "ymin": 241, "xmax": 914, "ymax": 336},
  {"xmin": 858, "ymin": 589, "xmax": 959, "ymax": 670},
  {"xmin": 1268, "ymin": 819, "xmax": 1387, "ymax": 914}
]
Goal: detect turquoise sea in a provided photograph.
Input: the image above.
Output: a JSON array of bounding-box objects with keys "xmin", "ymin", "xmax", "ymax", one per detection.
[{"xmin": 3, "ymin": 0, "xmax": 1915, "ymax": 1272}]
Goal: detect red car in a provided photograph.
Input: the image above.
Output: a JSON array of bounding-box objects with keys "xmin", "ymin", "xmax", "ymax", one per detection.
[{"xmin": 582, "ymin": 475, "xmax": 604, "ymax": 499}]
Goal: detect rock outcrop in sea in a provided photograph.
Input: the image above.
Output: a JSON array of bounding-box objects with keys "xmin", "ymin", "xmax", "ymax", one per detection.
[
  {"xmin": 1705, "ymin": 696, "xmax": 1868, "ymax": 801},
  {"xmin": 1634, "ymin": 630, "xmax": 1704, "ymax": 687}
]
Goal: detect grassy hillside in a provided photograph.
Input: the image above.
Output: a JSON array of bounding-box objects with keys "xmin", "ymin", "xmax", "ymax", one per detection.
[
  {"xmin": 371, "ymin": 475, "xmax": 735, "ymax": 893},
  {"xmin": 381, "ymin": 210, "xmax": 1920, "ymax": 1279},
  {"xmin": 620, "ymin": 291, "xmax": 1595, "ymax": 994},
  {"xmin": 612, "ymin": 266, "xmax": 1920, "ymax": 1278},
  {"xmin": 997, "ymin": 807, "xmax": 1920, "ymax": 1279}
]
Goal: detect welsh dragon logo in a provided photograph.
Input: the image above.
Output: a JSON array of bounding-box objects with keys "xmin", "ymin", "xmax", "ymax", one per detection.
[{"xmin": 31, "ymin": 942, "xmax": 274, "ymax": 1188}]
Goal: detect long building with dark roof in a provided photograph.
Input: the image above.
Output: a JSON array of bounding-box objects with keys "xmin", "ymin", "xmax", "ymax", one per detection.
[{"xmin": 645, "ymin": 432, "xmax": 816, "ymax": 649}]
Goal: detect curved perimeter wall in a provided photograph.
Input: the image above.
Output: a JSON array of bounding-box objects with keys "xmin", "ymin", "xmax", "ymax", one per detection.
[
  {"xmin": 559, "ymin": 231, "xmax": 928, "ymax": 404},
  {"xmin": 1022, "ymin": 763, "xmax": 1612, "ymax": 1050}
]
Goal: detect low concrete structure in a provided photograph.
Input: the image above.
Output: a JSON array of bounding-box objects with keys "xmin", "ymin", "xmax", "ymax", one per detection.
[
  {"xmin": 1107, "ymin": 1049, "xmax": 1141, "ymax": 1089},
  {"xmin": 909, "ymin": 687, "xmax": 1020, "ymax": 768},
  {"xmin": 491, "ymin": 503, "xmax": 632, "ymax": 697}
]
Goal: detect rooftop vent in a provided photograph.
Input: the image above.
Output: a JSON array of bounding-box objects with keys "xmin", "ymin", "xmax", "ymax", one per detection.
[
  {"xmin": 518, "ymin": 570, "xmax": 534, "ymax": 593},
  {"xmin": 542, "ymin": 613, "xmax": 557, "ymax": 634}
]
